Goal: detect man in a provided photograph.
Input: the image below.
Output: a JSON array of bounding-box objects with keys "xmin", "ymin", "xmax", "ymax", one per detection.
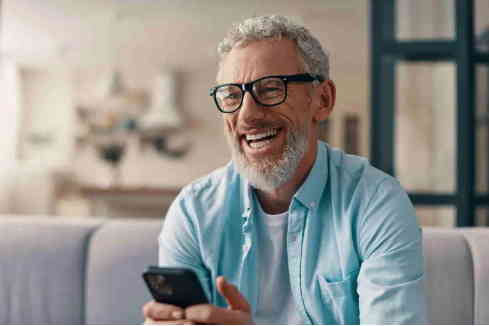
[{"xmin": 143, "ymin": 15, "xmax": 427, "ymax": 324}]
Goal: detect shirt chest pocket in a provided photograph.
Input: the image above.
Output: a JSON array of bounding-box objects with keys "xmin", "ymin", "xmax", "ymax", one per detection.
[{"xmin": 317, "ymin": 273, "xmax": 360, "ymax": 324}]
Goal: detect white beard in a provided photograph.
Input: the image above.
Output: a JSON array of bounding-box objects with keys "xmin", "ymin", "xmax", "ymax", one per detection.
[{"xmin": 226, "ymin": 122, "xmax": 309, "ymax": 192}]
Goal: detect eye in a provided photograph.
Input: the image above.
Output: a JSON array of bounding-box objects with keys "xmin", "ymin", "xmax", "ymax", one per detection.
[
  {"xmin": 216, "ymin": 86, "xmax": 242, "ymax": 108},
  {"xmin": 254, "ymin": 78, "xmax": 285, "ymax": 100},
  {"xmin": 262, "ymin": 86, "xmax": 282, "ymax": 93},
  {"xmin": 223, "ymin": 92, "xmax": 240, "ymax": 100},
  {"xmin": 256, "ymin": 85, "xmax": 284, "ymax": 100}
]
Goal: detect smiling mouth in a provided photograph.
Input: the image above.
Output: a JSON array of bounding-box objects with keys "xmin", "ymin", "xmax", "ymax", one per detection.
[{"xmin": 243, "ymin": 128, "xmax": 282, "ymax": 149}]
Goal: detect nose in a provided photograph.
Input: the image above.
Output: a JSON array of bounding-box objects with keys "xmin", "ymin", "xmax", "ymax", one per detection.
[{"xmin": 238, "ymin": 91, "xmax": 265, "ymax": 125}]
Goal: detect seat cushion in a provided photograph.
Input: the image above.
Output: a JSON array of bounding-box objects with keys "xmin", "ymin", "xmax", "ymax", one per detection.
[
  {"xmin": 423, "ymin": 228, "xmax": 474, "ymax": 324},
  {"xmin": 85, "ymin": 220, "xmax": 162, "ymax": 325},
  {"xmin": 461, "ymin": 229, "xmax": 489, "ymax": 324},
  {"xmin": 0, "ymin": 217, "xmax": 101, "ymax": 324}
]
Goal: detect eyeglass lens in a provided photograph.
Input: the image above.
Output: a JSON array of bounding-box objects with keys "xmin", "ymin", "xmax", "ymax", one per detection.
[{"xmin": 215, "ymin": 77, "xmax": 286, "ymax": 112}]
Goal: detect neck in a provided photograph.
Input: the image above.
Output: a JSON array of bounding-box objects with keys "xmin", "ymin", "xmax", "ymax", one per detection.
[{"xmin": 255, "ymin": 141, "xmax": 317, "ymax": 214}]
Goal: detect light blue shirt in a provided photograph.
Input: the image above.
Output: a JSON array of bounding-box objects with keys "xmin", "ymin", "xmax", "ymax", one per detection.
[{"xmin": 159, "ymin": 141, "xmax": 427, "ymax": 324}]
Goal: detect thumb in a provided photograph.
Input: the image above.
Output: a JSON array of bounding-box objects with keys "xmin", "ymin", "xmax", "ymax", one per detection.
[{"xmin": 216, "ymin": 276, "xmax": 251, "ymax": 312}]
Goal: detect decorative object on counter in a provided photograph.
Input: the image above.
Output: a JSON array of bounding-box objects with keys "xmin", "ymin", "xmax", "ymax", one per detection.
[
  {"xmin": 76, "ymin": 70, "xmax": 191, "ymax": 162},
  {"xmin": 76, "ymin": 70, "xmax": 147, "ymax": 187},
  {"xmin": 93, "ymin": 130, "xmax": 128, "ymax": 187},
  {"xmin": 76, "ymin": 70, "xmax": 148, "ymax": 143},
  {"xmin": 79, "ymin": 185, "xmax": 180, "ymax": 217},
  {"xmin": 140, "ymin": 71, "xmax": 191, "ymax": 158}
]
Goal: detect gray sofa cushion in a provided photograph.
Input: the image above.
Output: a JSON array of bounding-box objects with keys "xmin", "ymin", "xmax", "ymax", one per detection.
[
  {"xmin": 423, "ymin": 229, "xmax": 474, "ymax": 324},
  {"xmin": 461, "ymin": 229, "xmax": 489, "ymax": 324},
  {"xmin": 1, "ymin": 217, "xmax": 488, "ymax": 325},
  {"xmin": 0, "ymin": 217, "xmax": 101, "ymax": 324},
  {"xmin": 85, "ymin": 220, "xmax": 162, "ymax": 325}
]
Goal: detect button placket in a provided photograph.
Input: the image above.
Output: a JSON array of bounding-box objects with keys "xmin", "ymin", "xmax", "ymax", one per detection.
[
  {"xmin": 287, "ymin": 205, "xmax": 311, "ymax": 323},
  {"xmin": 239, "ymin": 210, "xmax": 259, "ymax": 314}
]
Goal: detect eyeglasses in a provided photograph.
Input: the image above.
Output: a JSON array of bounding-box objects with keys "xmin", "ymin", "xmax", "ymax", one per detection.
[{"xmin": 209, "ymin": 73, "xmax": 324, "ymax": 113}]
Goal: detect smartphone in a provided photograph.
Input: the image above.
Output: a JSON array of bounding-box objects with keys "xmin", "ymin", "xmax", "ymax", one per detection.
[{"xmin": 142, "ymin": 266, "xmax": 209, "ymax": 308}]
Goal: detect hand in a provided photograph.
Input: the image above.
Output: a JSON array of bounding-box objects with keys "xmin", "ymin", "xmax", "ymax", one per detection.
[
  {"xmin": 143, "ymin": 301, "xmax": 193, "ymax": 325},
  {"xmin": 184, "ymin": 276, "xmax": 253, "ymax": 324},
  {"xmin": 142, "ymin": 276, "xmax": 252, "ymax": 325}
]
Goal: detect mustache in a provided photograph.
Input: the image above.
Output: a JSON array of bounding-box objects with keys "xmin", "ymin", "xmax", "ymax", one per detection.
[{"xmin": 238, "ymin": 121, "xmax": 282, "ymax": 133}]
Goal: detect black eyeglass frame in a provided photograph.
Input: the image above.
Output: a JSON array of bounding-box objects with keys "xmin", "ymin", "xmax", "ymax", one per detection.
[{"xmin": 209, "ymin": 73, "xmax": 325, "ymax": 113}]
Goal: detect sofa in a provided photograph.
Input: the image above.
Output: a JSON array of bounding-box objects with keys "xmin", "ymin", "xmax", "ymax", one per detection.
[{"xmin": 0, "ymin": 217, "xmax": 488, "ymax": 324}]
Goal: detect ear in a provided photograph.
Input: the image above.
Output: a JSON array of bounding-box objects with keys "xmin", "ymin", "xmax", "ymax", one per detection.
[{"xmin": 313, "ymin": 80, "xmax": 336, "ymax": 122}]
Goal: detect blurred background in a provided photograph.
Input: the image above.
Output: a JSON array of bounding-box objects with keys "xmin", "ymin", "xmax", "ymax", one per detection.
[{"xmin": 0, "ymin": 0, "xmax": 488, "ymax": 227}]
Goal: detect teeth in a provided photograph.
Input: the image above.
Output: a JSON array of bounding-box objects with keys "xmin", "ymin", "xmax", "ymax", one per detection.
[
  {"xmin": 245, "ymin": 128, "xmax": 278, "ymax": 141},
  {"xmin": 249, "ymin": 138, "xmax": 273, "ymax": 148}
]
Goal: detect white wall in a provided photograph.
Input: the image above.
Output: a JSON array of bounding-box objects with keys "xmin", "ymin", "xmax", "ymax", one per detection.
[
  {"xmin": 0, "ymin": 58, "xmax": 21, "ymax": 164},
  {"xmin": 18, "ymin": 68, "xmax": 75, "ymax": 165},
  {"xmin": 0, "ymin": 58, "xmax": 21, "ymax": 213}
]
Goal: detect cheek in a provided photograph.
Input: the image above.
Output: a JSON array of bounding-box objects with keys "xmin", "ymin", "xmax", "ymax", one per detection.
[
  {"xmin": 279, "ymin": 101, "xmax": 308, "ymax": 128},
  {"xmin": 223, "ymin": 117, "xmax": 236, "ymax": 134}
]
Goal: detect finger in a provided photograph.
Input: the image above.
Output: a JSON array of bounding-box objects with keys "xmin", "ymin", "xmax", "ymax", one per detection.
[
  {"xmin": 185, "ymin": 304, "xmax": 252, "ymax": 325},
  {"xmin": 216, "ymin": 276, "xmax": 251, "ymax": 312},
  {"xmin": 144, "ymin": 318, "xmax": 194, "ymax": 325},
  {"xmin": 142, "ymin": 300, "xmax": 185, "ymax": 321}
]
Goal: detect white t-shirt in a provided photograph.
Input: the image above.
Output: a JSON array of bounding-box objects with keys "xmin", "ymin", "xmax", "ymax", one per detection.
[{"xmin": 253, "ymin": 199, "xmax": 306, "ymax": 325}]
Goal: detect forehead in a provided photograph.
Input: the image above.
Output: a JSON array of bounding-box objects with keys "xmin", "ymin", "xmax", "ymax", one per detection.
[{"xmin": 217, "ymin": 39, "xmax": 303, "ymax": 84}]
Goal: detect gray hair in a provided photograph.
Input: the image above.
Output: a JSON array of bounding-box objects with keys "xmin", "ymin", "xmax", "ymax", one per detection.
[{"xmin": 217, "ymin": 15, "xmax": 330, "ymax": 80}]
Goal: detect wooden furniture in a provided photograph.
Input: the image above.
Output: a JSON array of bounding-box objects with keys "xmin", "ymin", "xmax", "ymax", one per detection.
[{"xmin": 80, "ymin": 185, "xmax": 179, "ymax": 218}]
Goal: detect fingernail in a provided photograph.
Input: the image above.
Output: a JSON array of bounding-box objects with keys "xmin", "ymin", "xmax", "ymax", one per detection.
[{"xmin": 172, "ymin": 311, "xmax": 183, "ymax": 319}]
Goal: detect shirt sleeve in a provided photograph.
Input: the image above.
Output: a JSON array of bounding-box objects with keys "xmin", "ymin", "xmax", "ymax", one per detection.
[
  {"xmin": 158, "ymin": 188, "xmax": 212, "ymax": 299},
  {"xmin": 356, "ymin": 177, "xmax": 428, "ymax": 324}
]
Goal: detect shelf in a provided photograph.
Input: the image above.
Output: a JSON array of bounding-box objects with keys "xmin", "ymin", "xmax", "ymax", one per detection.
[{"xmin": 80, "ymin": 185, "xmax": 180, "ymax": 218}]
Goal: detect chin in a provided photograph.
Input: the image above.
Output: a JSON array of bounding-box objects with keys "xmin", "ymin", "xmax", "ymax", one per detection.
[
  {"xmin": 233, "ymin": 142, "xmax": 306, "ymax": 192},
  {"xmin": 226, "ymin": 121, "xmax": 310, "ymax": 191},
  {"xmin": 239, "ymin": 164, "xmax": 288, "ymax": 192}
]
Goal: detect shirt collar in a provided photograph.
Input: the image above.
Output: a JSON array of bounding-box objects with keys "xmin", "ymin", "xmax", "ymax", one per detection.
[
  {"xmin": 293, "ymin": 141, "xmax": 329, "ymax": 210},
  {"xmin": 240, "ymin": 141, "xmax": 329, "ymax": 216}
]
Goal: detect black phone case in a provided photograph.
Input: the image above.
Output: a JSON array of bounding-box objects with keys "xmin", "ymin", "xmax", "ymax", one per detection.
[{"xmin": 142, "ymin": 266, "xmax": 209, "ymax": 308}]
